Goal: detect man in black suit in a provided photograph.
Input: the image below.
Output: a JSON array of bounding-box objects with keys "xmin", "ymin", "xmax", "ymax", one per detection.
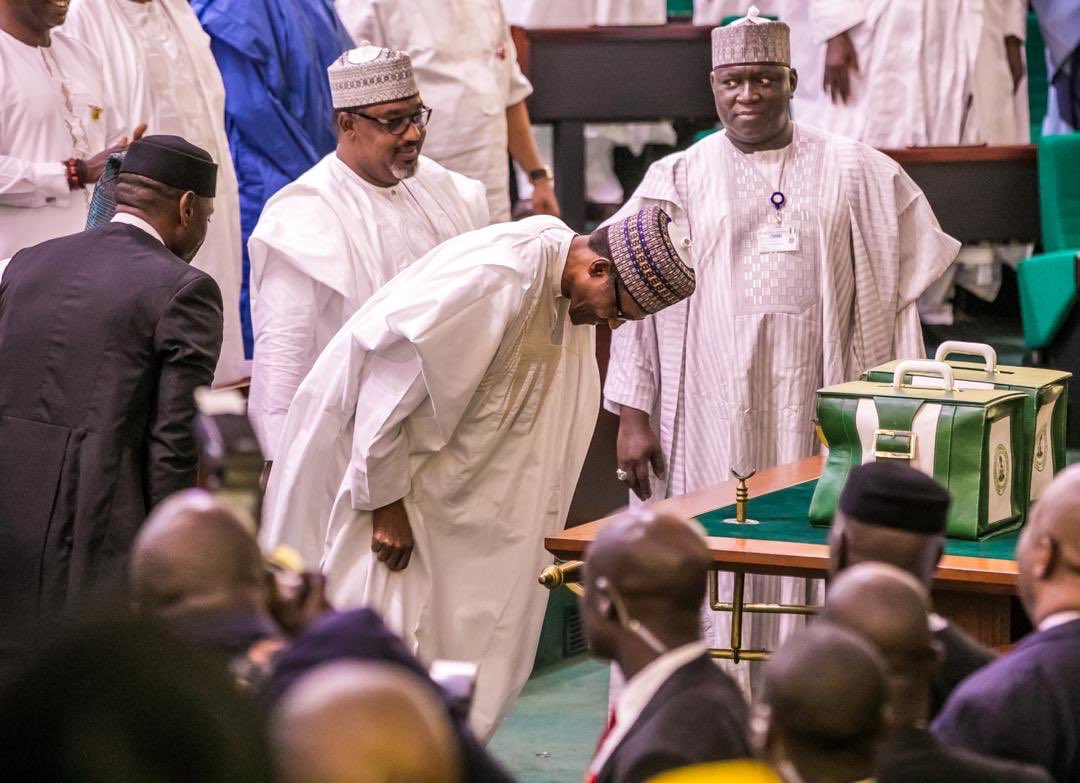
[
  {"xmin": 0, "ymin": 135, "xmax": 223, "ymax": 661},
  {"xmin": 933, "ymin": 465, "xmax": 1080, "ymax": 783},
  {"xmin": 828, "ymin": 461, "xmax": 995, "ymax": 715},
  {"xmin": 824, "ymin": 563, "xmax": 1052, "ymax": 783},
  {"xmin": 751, "ymin": 622, "xmax": 888, "ymax": 783},
  {"xmin": 580, "ymin": 509, "xmax": 750, "ymax": 783}
]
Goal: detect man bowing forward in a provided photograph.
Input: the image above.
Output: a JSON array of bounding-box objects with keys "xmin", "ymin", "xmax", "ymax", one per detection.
[{"xmin": 261, "ymin": 206, "xmax": 695, "ymax": 739}]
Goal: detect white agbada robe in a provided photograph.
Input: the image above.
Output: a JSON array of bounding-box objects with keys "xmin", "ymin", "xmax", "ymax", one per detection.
[
  {"xmin": 247, "ymin": 153, "xmax": 488, "ymax": 459},
  {"xmin": 62, "ymin": 0, "xmax": 247, "ymax": 384},
  {"xmin": 0, "ymin": 28, "xmax": 123, "ymax": 260},
  {"xmin": 970, "ymin": 0, "xmax": 1029, "ymax": 145},
  {"xmin": 604, "ymin": 125, "xmax": 958, "ymax": 691},
  {"xmin": 335, "ymin": 0, "xmax": 533, "ymax": 222},
  {"xmin": 260, "ymin": 215, "xmax": 600, "ymax": 739},
  {"xmin": 785, "ymin": 0, "xmax": 981, "ymax": 147}
]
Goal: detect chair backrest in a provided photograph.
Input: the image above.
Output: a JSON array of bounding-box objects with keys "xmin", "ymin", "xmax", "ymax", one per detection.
[{"xmin": 1038, "ymin": 132, "xmax": 1080, "ymax": 252}]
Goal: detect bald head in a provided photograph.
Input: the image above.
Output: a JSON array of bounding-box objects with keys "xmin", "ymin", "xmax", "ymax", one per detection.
[
  {"xmin": 759, "ymin": 623, "xmax": 887, "ymax": 761},
  {"xmin": 273, "ymin": 661, "xmax": 460, "ymax": 783},
  {"xmin": 130, "ymin": 490, "xmax": 266, "ymax": 619},
  {"xmin": 823, "ymin": 563, "xmax": 934, "ymax": 664},
  {"xmin": 1017, "ymin": 465, "xmax": 1080, "ymax": 622},
  {"xmin": 582, "ymin": 510, "xmax": 710, "ymax": 662}
]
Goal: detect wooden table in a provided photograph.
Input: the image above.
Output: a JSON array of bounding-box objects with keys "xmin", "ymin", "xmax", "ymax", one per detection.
[{"xmin": 545, "ymin": 456, "xmax": 1019, "ymax": 652}]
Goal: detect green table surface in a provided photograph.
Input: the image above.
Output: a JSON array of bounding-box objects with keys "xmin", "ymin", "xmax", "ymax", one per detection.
[{"xmin": 696, "ymin": 480, "xmax": 1018, "ymax": 562}]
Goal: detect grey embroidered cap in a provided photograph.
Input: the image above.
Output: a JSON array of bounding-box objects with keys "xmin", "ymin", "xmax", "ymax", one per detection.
[
  {"xmin": 711, "ymin": 5, "xmax": 790, "ymax": 69},
  {"xmin": 328, "ymin": 43, "xmax": 419, "ymax": 109},
  {"xmin": 607, "ymin": 205, "xmax": 695, "ymax": 315}
]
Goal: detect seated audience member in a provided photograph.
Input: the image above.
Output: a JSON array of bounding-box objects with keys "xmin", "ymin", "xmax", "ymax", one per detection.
[
  {"xmin": 824, "ymin": 563, "xmax": 1052, "ymax": 783},
  {"xmin": 0, "ymin": 618, "xmax": 273, "ymax": 782},
  {"xmin": 0, "ymin": 135, "xmax": 223, "ymax": 665},
  {"xmin": 131, "ymin": 489, "xmax": 513, "ymax": 783},
  {"xmin": 752, "ymin": 623, "xmax": 888, "ymax": 783},
  {"xmin": 274, "ymin": 660, "xmax": 460, "ymax": 783},
  {"xmin": 933, "ymin": 466, "xmax": 1080, "ymax": 783},
  {"xmin": 581, "ymin": 509, "xmax": 750, "ymax": 783},
  {"xmin": 828, "ymin": 461, "xmax": 994, "ymax": 714}
]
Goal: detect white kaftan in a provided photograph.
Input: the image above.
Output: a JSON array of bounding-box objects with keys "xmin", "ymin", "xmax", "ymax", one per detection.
[
  {"xmin": 604, "ymin": 125, "xmax": 958, "ymax": 691},
  {"xmin": 63, "ymin": 0, "xmax": 248, "ymax": 384},
  {"xmin": 335, "ymin": 0, "xmax": 533, "ymax": 222},
  {"xmin": 0, "ymin": 28, "xmax": 123, "ymax": 260},
  {"xmin": 247, "ymin": 153, "xmax": 488, "ymax": 459},
  {"xmin": 260, "ymin": 216, "xmax": 600, "ymax": 739},
  {"xmin": 786, "ymin": 0, "xmax": 981, "ymax": 147},
  {"xmin": 970, "ymin": 0, "xmax": 1030, "ymax": 144}
]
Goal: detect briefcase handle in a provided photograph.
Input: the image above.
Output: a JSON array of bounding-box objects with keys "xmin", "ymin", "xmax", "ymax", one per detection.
[
  {"xmin": 934, "ymin": 340, "xmax": 998, "ymax": 373},
  {"xmin": 892, "ymin": 360, "xmax": 956, "ymax": 392}
]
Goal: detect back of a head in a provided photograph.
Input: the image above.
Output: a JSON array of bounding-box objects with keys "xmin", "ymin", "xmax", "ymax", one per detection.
[
  {"xmin": 0, "ymin": 618, "xmax": 273, "ymax": 783},
  {"xmin": 1017, "ymin": 464, "xmax": 1080, "ymax": 619},
  {"xmin": 587, "ymin": 509, "xmax": 711, "ymax": 620},
  {"xmin": 273, "ymin": 661, "xmax": 461, "ymax": 783},
  {"xmin": 130, "ymin": 489, "xmax": 266, "ymax": 620},
  {"xmin": 760, "ymin": 622, "xmax": 887, "ymax": 763},
  {"xmin": 822, "ymin": 563, "xmax": 936, "ymax": 681},
  {"xmin": 830, "ymin": 462, "xmax": 951, "ymax": 584}
]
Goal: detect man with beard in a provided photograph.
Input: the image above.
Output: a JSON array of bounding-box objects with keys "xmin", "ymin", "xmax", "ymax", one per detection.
[
  {"xmin": 247, "ymin": 44, "xmax": 489, "ymax": 460},
  {"xmin": 0, "ymin": 0, "xmax": 144, "ymax": 260},
  {"xmin": 0, "ymin": 135, "xmax": 223, "ymax": 665}
]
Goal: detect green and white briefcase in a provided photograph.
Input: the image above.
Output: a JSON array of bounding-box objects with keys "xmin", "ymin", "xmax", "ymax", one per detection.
[
  {"xmin": 864, "ymin": 341, "xmax": 1070, "ymax": 504},
  {"xmin": 809, "ymin": 360, "xmax": 1028, "ymax": 540}
]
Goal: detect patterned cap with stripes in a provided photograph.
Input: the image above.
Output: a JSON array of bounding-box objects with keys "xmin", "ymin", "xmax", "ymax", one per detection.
[{"xmin": 607, "ymin": 205, "xmax": 695, "ymax": 315}]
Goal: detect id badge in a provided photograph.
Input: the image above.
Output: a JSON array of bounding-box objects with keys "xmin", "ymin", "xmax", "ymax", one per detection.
[{"xmin": 756, "ymin": 226, "xmax": 799, "ymax": 254}]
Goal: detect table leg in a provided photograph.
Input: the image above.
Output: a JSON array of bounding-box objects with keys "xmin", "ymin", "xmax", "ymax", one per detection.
[{"xmin": 553, "ymin": 120, "xmax": 586, "ymax": 232}]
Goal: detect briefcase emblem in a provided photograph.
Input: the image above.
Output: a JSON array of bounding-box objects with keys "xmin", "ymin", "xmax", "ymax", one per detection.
[
  {"xmin": 1034, "ymin": 427, "xmax": 1048, "ymax": 473},
  {"xmin": 994, "ymin": 444, "xmax": 1010, "ymax": 497}
]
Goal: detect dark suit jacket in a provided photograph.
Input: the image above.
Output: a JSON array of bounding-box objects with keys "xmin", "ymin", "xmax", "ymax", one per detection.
[
  {"xmin": 878, "ymin": 725, "xmax": 1053, "ymax": 783},
  {"xmin": 595, "ymin": 655, "xmax": 750, "ymax": 783},
  {"xmin": 0, "ymin": 223, "xmax": 222, "ymax": 647},
  {"xmin": 932, "ymin": 618, "xmax": 1080, "ymax": 783},
  {"xmin": 931, "ymin": 619, "xmax": 995, "ymax": 716},
  {"xmin": 267, "ymin": 608, "xmax": 515, "ymax": 783}
]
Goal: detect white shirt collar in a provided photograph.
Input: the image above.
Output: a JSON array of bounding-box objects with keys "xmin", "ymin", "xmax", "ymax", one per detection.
[
  {"xmin": 1038, "ymin": 610, "xmax": 1080, "ymax": 632},
  {"xmin": 0, "ymin": 257, "xmax": 10, "ymax": 284},
  {"xmin": 588, "ymin": 641, "xmax": 707, "ymax": 775},
  {"xmin": 111, "ymin": 212, "xmax": 165, "ymax": 246},
  {"xmin": 928, "ymin": 612, "xmax": 948, "ymax": 632}
]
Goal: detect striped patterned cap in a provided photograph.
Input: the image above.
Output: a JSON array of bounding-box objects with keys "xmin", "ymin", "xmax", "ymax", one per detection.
[
  {"xmin": 607, "ymin": 206, "xmax": 695, "ymax": 315},
  {"xmin": 711, "ymin": 5, "xmax": 790, "ymax": 69},
  {"xmin": 328, "ymin": 43, "xmax": 419, "ymax": 109}
]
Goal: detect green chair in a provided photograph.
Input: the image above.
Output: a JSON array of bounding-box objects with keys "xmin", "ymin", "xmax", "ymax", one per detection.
[{"xmin": 1017, "ymin": 133, "xmax": 1080, "ymax": 350}]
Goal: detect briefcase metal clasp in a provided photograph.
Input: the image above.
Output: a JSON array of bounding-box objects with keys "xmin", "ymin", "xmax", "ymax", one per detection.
[{"xmin": 873, "ymin": 428, "xmax": 916, "ymax": 461}]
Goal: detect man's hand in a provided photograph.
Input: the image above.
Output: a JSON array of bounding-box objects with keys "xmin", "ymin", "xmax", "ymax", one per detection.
[
  {"xmin": 1005, "ymin": 35, "xmax": 1024, "ymax": 95},
  {"xmin": 617, "ymin": 406, "xmax": 666, "ymax": 501},
  {"xmin": 267, "ymin": 570, "xmax": 333, "ymax": 637},
  {"xmin": 372, "ymin": 498, "xmax": 414, "ymax": 571},
  {"xmin": 530, "ymin": 179, "xmax": 561, "ymax": 218},
  {"xmin": 83, "ymin": 123, "xmax": 147, "ymax": 184},
  {"xmin": 824, "ymin": 31, "xmax": 858, "ymax": 104}
]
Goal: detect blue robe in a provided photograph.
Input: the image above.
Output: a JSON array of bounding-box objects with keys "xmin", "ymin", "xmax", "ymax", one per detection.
[{"xmin": 189, "ymin": 0, "xmax": 353, "ymax": 356}]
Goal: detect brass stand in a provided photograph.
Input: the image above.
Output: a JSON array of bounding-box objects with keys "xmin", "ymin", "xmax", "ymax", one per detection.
[
  {"xmin": 706, "ymin": 570, "xmax": 818, "ymax": 662},
  {"xmin": 722, "ymin": 469, "xmax": 759, "ymax": 525},
  {"xmin": 538, "ymin": 560, "xmax": 584, "ymax": 596}
]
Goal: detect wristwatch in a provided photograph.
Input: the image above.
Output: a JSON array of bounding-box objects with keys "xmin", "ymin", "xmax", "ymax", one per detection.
[{"xmin": 528, "ymin": 165, "xmax": 553, "ymax": 183}]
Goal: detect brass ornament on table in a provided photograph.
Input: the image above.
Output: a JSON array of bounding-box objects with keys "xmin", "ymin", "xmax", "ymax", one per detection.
[
  {"xmin": 538, "ymin": 560, "xmax": 584, "ymax": 596},
  {"xmin": 722, "ymin": 468, "xmax": 759, "ymax": 525}
]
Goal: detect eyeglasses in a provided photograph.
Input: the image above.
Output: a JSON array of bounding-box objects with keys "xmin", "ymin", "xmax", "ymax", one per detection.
[{"xmin": 347, "ymin": 106, "xmax": 433, "ymax": 136}]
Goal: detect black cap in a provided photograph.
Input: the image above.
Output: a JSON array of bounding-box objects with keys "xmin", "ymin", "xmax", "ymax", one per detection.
[
  {"xmin": 120, "ymin": 135, "xmax": 217, "ymax": 198},
  {"xmin": 838, "ymin": 462, "xmax": 951, "ymax": 534}
]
